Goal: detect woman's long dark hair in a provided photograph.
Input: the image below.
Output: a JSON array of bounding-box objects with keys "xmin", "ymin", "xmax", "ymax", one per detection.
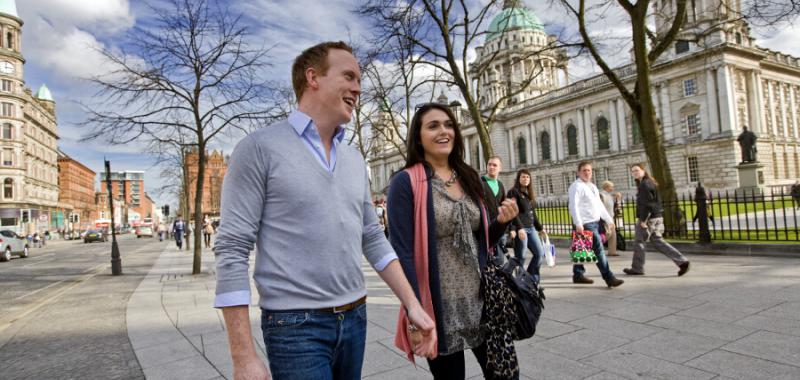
[
  {"xmin": 403, "ymin": 103, "xmax": 483, "ymax": 204},
  {"xmin": 512, "ymin": 169, "xmax": 536, "ymax": 204},
  {"xmin": 632, "ymin": 163, "xmax": 658, "ymax": 187}
]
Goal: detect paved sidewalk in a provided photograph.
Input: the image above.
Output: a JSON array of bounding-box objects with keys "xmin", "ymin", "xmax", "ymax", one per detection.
[{"xmin": 127, "ymin": 245, "xmax": 800, "ymax": 379}]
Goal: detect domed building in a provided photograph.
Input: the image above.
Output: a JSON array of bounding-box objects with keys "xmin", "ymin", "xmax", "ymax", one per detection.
[
  {"xmin": 0, "ymin": 0, "xmax": 62, "ymax": 234},
  {"xmin": 369, "ymin": 0, "xmax": 800, "ymax": 200}
]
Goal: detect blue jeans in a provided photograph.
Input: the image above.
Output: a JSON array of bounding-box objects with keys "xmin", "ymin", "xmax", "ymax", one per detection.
[
  {"xmin": 261, "ymin": 303, "xmax": 367, "ymax": 380},
  {"xmin": 573, "ymin": 222, "xmax": 614, "ymax": 281},
  {"xmin": 513, "ymin": 227, "xmax": 545, "ymax": 281}
]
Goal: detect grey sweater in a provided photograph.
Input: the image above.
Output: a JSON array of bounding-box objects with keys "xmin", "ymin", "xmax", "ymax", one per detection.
[{"xmin": 213, "ymin": 120, "xmax": 396, "ymax": 310}]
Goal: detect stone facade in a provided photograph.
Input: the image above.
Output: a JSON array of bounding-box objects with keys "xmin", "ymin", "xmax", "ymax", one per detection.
[
  {"xmin": 0, "ymin": 7, "xmax": 64, "ymax": 234},
  {"xmin": 368, "ymin": 1, "xmax": 800, "ymax": 200}
]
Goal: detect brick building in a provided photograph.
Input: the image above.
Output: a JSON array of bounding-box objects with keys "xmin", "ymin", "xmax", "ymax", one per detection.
[
  {"xmin": 184, "ymin": 149, "xmax": 227, "ymax": 218},
  {"xmin": 99, "ymin": 170, "xmax": 153, "ymax": 226},
  {"xmin": 57, "ymin": 151, "xmax": 95, "ymax": 230}
]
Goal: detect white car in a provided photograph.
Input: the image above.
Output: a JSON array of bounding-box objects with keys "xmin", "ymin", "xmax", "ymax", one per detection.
[
  {"xmin": 0, "ymin": 230, "xmax": 30, "ymax": 262},
  {"xmin": 137, "ymin": 226, "xmax": 154, "ymax": 238}
]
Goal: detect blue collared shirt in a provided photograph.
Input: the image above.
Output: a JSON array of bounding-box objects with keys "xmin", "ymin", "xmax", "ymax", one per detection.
[{"xmin": 288, "ymin": 110, "xmax": 345, "ymax": 173}]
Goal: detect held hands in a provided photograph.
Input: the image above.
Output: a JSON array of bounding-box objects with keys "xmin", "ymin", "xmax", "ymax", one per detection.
[
  {"xmin": 497, "ymin": 198, "xmax": 519, "ymax": 224},
  {"xmin": 406, "ymin": 305, "xmax": 437, "ymax": 358}
]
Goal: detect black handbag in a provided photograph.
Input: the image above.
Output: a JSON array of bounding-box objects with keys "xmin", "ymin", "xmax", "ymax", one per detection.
[
  {"xmin": 616, "ymin": 229, "xmax": 627, "ymax": 251},
  {"xmin": 498, "ymin": 256, "xmax": 545, "ymax": 340}
]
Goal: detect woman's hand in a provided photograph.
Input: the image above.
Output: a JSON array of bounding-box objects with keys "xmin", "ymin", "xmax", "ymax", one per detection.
[{"xmin": 497, "ymin": 198, "xmax": 519, "ymax": 224}]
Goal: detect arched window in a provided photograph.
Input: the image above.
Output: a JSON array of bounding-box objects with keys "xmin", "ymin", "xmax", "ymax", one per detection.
[
  {"xmin": 3, "ymin": 178, "xmax": 12, "ymax": 199},
  {"xmin": 566, "ymin": 124, "xmax": 578, "ymax": 156},
  {"xmin": 517, "ymin": 136, "xmax": 527, "ymax": 165},
  {"xmin": 5, "ymin": 32, "xmax": 12, "ymax": 50},
  {"xmin": 597, "ymin": 117, "xmax": 610, "ymax": 150},
  {"xmin": 632, "ymin": 117, "xmax": 641, "ymax": 145},
  {"xmin": 2, "ymin": 123, "xmax": 11, "ymax": 139},
  {"xmin": 539, "ymin": 131, "xmax": 551, "ymax": 161}
]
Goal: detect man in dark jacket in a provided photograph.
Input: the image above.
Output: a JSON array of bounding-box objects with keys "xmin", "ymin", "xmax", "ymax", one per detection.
[{"xmin": 480, "ymin": 156, "xmax": 522, "ymax": 254}]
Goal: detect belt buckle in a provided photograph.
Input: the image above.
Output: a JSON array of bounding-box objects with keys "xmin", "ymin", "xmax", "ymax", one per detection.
[{"xmin": 332, "ymin": 304, "xmax": 348, "ymax": 313}]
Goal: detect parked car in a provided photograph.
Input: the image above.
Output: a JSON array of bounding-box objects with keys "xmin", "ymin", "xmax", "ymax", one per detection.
[
  {"xmin": 136, "ymin": 226, "xmax": 154, "ymax": 238},
  {"xmin": 0, "ymin": 229, "xmax": 30, "ymax": 261},
  {"xmin": 84, "ymin": 229, "xmax": 107, "ymax": 243}
]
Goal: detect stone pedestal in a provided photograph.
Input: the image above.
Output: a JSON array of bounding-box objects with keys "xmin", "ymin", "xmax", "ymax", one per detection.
[{"xmin": 735, "ymin": 162, "xmax": 764, "ymax": 197}]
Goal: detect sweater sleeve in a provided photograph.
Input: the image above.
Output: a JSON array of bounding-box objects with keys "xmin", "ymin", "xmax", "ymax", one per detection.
[{"xmin": 387, "ymin": 171, "xmax": 420, "ymax": 300}]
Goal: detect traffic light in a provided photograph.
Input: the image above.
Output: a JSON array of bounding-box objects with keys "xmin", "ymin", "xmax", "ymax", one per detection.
[{"xmin": 163, "ymin": 205, "xmax": 170, "ymax": 217}]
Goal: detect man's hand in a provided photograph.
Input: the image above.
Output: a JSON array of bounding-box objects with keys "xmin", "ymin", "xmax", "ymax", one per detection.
[
  {"xmin": 517, "ymin": 229, "xmax": 527, "ymax": 241},
  {"xmin": 406, "ymin": 305, "xmax": 437, "ymax": 358},
  {"xmin": 509, "ymin": 230, "xmax": 516, "ymax": 239},
  {"xmin": 497, "ymin": 198, "xmax": 519, "ymax": 224},
  {"xmin": 575, "ymin": 225, "xmax": 584, "ymax": 233},
  {"xmin": 232, "ymin": 354, "xmax": 270, "ymax": 380},
  {"xmin": 606, "ymin": 223, "xmax": 615, "ymax": 232}
]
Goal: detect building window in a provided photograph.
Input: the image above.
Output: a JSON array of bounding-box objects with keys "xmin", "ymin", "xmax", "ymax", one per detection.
[
  {"xmin": 562, "ymin": 172, "xmax": 572, "ymax": 193},
  {"xmin": 2, "ymin": 123, "xmax": 11, "ymax": 139},
  {"xmin": 1, "ymin": 102, "xmax": 13, "ymax": 117},
  {"xmin": 683, "ymin": 79, "xmax": 696, "ymax": 97},
  {"xmin": 632, "ymin": 117, "xmax": 641, "ymax": 145},
  {"xmin": 686, "ymin": 114, "xmax": 700, "ymax": 135},
  {"xmin": 735, "ymin": 32, "xmax": 742, "ymax": 44},
  {"xmin": 5, "ymin": 32, "xmax": 12, "ymax": 50},
  {"xmin": 597, "ymin": 117, "xmax": 610, "ymax": 150},
  {"xmin": 0, "ymin": 217, "xmax": 15, "ymax": 226},
  {"xmin": 3, "ymin": 178, "xmax": 12, "ymax": 199},
  {"xmin": 471, "ymin": 140, "xmax": 480, "ymax": 170},
  {"xmin": 1, "ymin": 80, "xmax": 11, "ymax": 92},
  {"xmin": 546, "ymin": 175, "xmax": 554, "ymax": 194},
  {"xmin": 566, "ymin": 124, "xmax": 578, "ymax": 156},
  {"xmin": 675, "ymin": 40, "xmax": 690, "ymax": 54},
  {"xmin": 2, "ymin": 148, "xmax": 11, "ymax": 166},
  {"xmin": 784, "ymin": 152, "xmax": 790, "ymax": 179},
  {"xmin": 539, "ymin": 131, "xmax": 551, "ymax": 161},
  {"xmin": 517, "ymin": 136, "xmax": 527, "ymax": 165},
  {"xmin": 537, "ymin": 176, "xmax": 546, "ymax": 195},
  {"xmin": 687, "ymin": 156, "xmax": 699, "ymax": 182}
]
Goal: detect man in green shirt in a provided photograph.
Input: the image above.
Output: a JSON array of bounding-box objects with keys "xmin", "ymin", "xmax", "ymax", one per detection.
[{"xmin": 481, "ymin": 156, "xmax": 525, "ymax": 250}]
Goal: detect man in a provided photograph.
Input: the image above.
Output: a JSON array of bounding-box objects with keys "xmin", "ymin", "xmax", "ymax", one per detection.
[
  {"xmin": 172, "ymin": 215, "xmax": 185, "ymax": 250},
  {"xmin": 480, "ymin": 156, "xmax": 523, "ymax": 254},
  {"xmin": 214, "ymin": 41, "xmax": 436, "ymax": 380},
  {"xmin": 568, "ymin": 161, "xmax": 624, "ymax": 287},
  {"xmin": 791, "ymin": 181, "xmax": 800, "ymax": 210}
]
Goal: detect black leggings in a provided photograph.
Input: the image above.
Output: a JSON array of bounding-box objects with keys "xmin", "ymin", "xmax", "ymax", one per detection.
[
  {"xmin": 203, "ymin": 233, "xmax": 211, "ymax": 247},
  {"xmin": 427, "ymin": 342, "xmax": 518, "ymax": 380}
]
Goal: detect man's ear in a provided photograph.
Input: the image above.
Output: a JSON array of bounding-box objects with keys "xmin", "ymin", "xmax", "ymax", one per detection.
[{"xmin": 305, "ymin": 67, "xmax": 319, "ymax": 91}]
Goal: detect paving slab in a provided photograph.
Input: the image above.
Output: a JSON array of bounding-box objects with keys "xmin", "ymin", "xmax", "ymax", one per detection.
[
  {"xmin": 721, "ymin": 330, "xmax": 800, "ymax": 367},
  {"xmin": 620, "ymin": 330, "xmax": 728, "ymax": 364},
  {"xmin": 585, "ymin": 348, "xmax": 716, "ymax": 379},
  {"xmin": 539, "ymin": 329, "xmax": 631, "ymax": 359},
  {"xmin": 647, "ymin": 314, "xmax": 758, "ymax": 342},
  {"xmin": 685, "ymin": 349, "xmax": 800, "ymax": 379},
  {"xmin": 571, "ymin": 314, "xmax": 665, "ymax": 341}
]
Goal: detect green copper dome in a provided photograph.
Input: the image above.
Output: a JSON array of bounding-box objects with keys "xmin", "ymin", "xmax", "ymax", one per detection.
[
  {"xmin": 0, "ymin": 0, "xmax": 17, "ymax": 18},
  {"xmin": 35, "ymin": 84, "xmax": 54, "ymax": 101},
  {"xmin": 486, "ymin": 1, "xmax": 544, "ymax": 41}
]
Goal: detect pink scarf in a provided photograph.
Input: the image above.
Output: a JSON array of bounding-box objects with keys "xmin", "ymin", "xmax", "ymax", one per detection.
[{"xmin": 393, "ymin": 163, "xmax": 492, "ymax": 363}]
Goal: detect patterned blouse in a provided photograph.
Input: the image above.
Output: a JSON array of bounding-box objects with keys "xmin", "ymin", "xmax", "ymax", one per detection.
[{"xmin": 431, "ymin": 176, "xmax": 486, "ymax": 355}]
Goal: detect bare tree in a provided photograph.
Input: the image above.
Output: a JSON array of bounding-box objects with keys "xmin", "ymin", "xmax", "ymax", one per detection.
[
  {"xmin": 359, "ymin": 0, "xmax": 573, "ymax": 161},
  {"xmin": 83, "ymin": 0, "xmax": 275, "ymax": 274}
]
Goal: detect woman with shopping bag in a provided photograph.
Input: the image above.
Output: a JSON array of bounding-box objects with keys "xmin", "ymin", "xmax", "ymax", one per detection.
[
  {"xmin": 387, "ymin": 103, "xmax": 521, "ymax": 379},
  {"xmin": 506, "ymin": 169, "xmax": 547, "ymax": 281}
]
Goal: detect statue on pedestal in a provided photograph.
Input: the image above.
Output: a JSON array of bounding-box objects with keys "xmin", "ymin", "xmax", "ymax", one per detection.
[{"xmin": 737, "ymin": 126, "xmax": 758, "ymax": 163}]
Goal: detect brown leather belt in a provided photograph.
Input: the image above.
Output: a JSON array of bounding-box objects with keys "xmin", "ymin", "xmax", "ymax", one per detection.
[{"xmin": 316, "ymin": 295, "xmax": 367, "ymax": 313}]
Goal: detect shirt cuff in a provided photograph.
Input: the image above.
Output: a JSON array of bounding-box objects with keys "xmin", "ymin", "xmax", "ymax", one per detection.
[
  {"xmin": 213, "ymin": 290, "xmax": 251, "ymax": 308},
  {"xmin": 373, "ymin": 253, "xmax": 398, "ymax": 272}
]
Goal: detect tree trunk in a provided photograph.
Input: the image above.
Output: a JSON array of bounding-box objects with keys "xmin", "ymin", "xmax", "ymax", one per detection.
[
  {"xmin": 630, "ymin": 7, "xmax": 680, "ymax": 234},
  {"xmin": 192, "ymin": 143, "xmax": 205, "ymax": 275}
]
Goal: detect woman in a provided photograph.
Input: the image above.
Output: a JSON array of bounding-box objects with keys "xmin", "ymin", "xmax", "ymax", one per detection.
[
  {"xmin": 599, "ymin": 181, "xmax": 619, "ymax": 256},
  {"xmin": 388, "ymin": 103, "xmax": 519, "ymax": 379},
  {"xmin": 202, "ymin": 216, "xmax": 214, "ymax": 248},
  {"xmin": 506, "ymin": 169, "xmax": 547, "ymax": 281},
  {"xmin": 623, "ymin": 164, "xmax": 690, "ymax": 276}
]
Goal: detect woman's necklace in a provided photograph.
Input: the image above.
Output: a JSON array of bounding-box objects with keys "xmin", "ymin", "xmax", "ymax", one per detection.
[{"xmin": 444, "ymin": 168, "xmax": 458, "ymax": 187}]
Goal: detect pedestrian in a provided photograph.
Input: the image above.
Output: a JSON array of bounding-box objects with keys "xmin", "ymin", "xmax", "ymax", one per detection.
[
  {"xmin": 791, "ymin": 181, "xmax": 800, "ymax": 209},
  {"xmin": 157, "ymin": 223, "xmax": 165, "ymax": 241},
  {"xmin": 172, "ymin": 215, "xmax": 185, "ymax": 250},
  {"xmin": 214, "ymin": 41, "xmax": 436, "ymax": 380},
  {"xmin": 202, "ymin": 216, "xmax": 214, "ymax": 248},
  {"xmin": 480, "ymin": 156, "xmax": 519, "ymax": 257},
  {"xmin": 568, "ymin": 161, "xmax": 624, "ymax": 287},
  {"xmin": 507, "ymin": 169, "xmax": 547, "ymax": 281},
  {"xmin": 599, "ymin": 181, "xmax": 619, "ymax": 256},
  {"xmin": 375, "ymin": 200, "xmax": 388, "ymax": 238},
  {"xmin": 33, "ymin": 232, "xmax": 42, "ymax": 248},
  {"xmin": 623, "ymin": 164, "xmax": 691, "ymax": 276},
  {"xmin": 388, "ymin": 103, "xmax": 520, "ymax": 379}
]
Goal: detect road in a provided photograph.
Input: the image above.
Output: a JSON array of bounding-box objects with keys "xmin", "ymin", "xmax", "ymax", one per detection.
[{"xmin": 0, "ymin": 235, "xmax": 168, "ymax": 380}]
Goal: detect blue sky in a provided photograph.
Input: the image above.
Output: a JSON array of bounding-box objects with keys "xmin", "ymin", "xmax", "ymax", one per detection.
[{"xmin": 14, "ymin": 0, "xmax": 800, "ymax": 207}]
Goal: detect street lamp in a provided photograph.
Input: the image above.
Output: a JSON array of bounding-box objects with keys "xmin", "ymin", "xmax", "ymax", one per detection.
[{"xmin": 105, "ymin": 159, "xmax": 122, "ymax": 275}]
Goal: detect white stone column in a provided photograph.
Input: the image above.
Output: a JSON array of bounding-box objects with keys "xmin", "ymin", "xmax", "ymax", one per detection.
[
  {"xmin": 717, "ymin": 65, "xmax": 737, "ymax": 133},
  {"xmin": 549, "ymin": 117, "xmax": 558, "ymax": 161},
  {"xmin": 524, "ymin": 125, "xmax": 532, "ymax": 165},
  {"xmin": 766, "ymin": 80, "xmax": 777, "ymax": 136},
  {"xmin": 705, "ymin": 68, "xmax": 719, "ymax": 136},
  {"xmin": 659, "ymin": 83, "xmax": 673, "ymax": 140},
  {"xmin": 778, "ymin": 83, "xmax": 790, "ymax": 138},
  {"xmin": 584, "ymin": 108, "xmax": 594, "ymax": 157},
  {"xmin": 791, "ymin": 85, "xmax": 799, "ymax": 139},
  {"xmin": 507, "ymin": 129, "xmax": 515, "ymax": 168},
  {"xmin": 576, "ymin": 109, "xmax": 586, "ymax": 156},
  {"xmin": 530, "ymin": 123, "xmax": 539, "ymax": 165},
  {"xmin": 617, "ymin": 99, "xmax": 628, "ymax": 150},
  {"xmin": 477, "ymin": 139, "xmax": 484, "ymax": 171},
  {"xmin": 555, "ymin": 118, "xmax": 567, "ymax": 161},
  {"xmin": 609, "ymin": 100, "xmax": 619, "ymax": 150},
  {"xmin": 747, "ymin": 70, "xmax": 763, "ymax": 133}
]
